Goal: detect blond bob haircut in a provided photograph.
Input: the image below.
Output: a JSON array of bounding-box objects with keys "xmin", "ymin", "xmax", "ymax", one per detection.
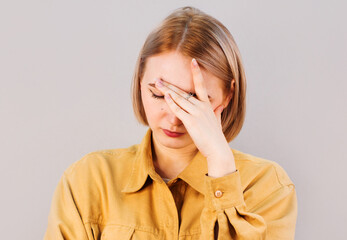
[{"xmin": 131, "ymin": 6, "xmax": 246, "ymax": 143}]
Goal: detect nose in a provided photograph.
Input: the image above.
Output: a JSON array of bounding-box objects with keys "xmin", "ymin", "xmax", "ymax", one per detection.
[{"xmin": 166, "ymin": 109, "xmax": 182, "ymax": 126}]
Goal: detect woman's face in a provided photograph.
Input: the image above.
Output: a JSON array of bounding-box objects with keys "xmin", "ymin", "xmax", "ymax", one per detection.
[{"xmin": 140, "ymin": 51, "xmax": 231, "ymax": 150}]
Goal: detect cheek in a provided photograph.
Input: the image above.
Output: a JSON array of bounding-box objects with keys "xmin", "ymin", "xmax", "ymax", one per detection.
[
  {"xmin": 210, "ymin": 95, "xmax": 225, "ymax": 110},
  {"xmin": 146, "ymin": 105, "xmax": 165, "ymax": 127},
  {"xmin": 142, "ymin": 97, "xmax": 166, "ymax": 122}
]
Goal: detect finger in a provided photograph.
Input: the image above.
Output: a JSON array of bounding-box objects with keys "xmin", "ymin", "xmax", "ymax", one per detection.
[
  {"xmin": 156, "ymin": 78, "xmax": 201, "ymax": 105},
  {"xmin": 155, "ymin": 79, "xmax": 196, "ymax": 114},
  {"xmin": 214, "ymin": 105, "xmax": 224, "ymax": 126},
  {"xmin": 191, "ymin": 58, "xmax": 209, "ymax": 102},
  {"xmin": 164, "ymin": 93, "xmax": 190, "ymax": 121}
]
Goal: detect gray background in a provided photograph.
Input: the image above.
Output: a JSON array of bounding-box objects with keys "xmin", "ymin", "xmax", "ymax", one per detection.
[{"xmin": 1, "ymin": 0, "xmax": 346, "ymax": 239}]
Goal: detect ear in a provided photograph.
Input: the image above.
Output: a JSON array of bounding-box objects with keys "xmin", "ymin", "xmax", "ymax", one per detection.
[{"xmin": 222, "ymin": 79, "xmax": 235, "ymax": 107}]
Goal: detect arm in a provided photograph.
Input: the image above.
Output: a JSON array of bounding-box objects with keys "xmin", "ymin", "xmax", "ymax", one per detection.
[
  {"xmin": 153, "ymin": 58, "xmax": 297, "ymax": 238},
  {"xmin": 200, "ymin": 170, "xmax": 297, "ymax": 240},
  {"xmin": 44, "ymin": 172, "xmax": 98, "ymax": 240}
]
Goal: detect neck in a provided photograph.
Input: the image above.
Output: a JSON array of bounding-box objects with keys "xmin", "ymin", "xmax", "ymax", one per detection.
[{"xmin": 151, "ymin": 134, "xmax": 198, "ymax": 179}]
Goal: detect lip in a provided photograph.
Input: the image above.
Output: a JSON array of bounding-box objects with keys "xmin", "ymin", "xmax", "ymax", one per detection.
[{"xmin": 162, "ymin": 129, "xmax": 185, "ymax": 138}]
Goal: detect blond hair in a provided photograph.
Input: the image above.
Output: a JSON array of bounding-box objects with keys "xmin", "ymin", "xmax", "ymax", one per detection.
[{"xmin": 131, "ymin": 6, "xmax": 246, "ymax": 142}]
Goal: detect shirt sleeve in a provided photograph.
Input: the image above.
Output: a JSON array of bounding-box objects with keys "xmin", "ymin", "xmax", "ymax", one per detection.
[
  {"xmin": 44, "ymin": 172, "xmax": 99, "ymax": 240},
  {"xmin": 200, "ymin": 170, "xmax": 297, "ymax": 240}
]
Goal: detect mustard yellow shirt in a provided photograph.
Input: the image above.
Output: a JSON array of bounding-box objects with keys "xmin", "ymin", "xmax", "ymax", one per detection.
[{"xmin": 44, "ymin": 128, "xmax": 297, "ymax": 239}]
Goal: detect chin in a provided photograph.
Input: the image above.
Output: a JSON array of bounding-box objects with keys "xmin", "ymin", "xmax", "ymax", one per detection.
[{"xmin": 161, "ymin": 140, "xmax": 189, "ymax": 149}]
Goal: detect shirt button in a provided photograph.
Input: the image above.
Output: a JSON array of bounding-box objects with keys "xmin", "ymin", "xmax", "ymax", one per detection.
[{"xmin": 214, "ymin": 190, "xmax": 223, "ymax": 198}]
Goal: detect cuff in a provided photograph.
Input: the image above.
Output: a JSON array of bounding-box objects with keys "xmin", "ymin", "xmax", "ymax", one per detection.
[{"xmin": 204, "ymin": 170, "xmax": 245, "ymax": 210}]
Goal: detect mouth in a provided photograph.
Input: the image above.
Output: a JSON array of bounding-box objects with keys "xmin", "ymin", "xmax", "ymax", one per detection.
[{"xmin": 162, "ymin": 129, "xmax": 185, "ymax": 138}]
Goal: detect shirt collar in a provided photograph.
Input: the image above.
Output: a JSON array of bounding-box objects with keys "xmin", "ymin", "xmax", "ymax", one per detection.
[
  {"xmin": 121, "ymin": 128, "xmax": 160, "ymax": 193},
  {"xmin": 121, "ymin": 128, "xmax": 209, "ymax": 195}
]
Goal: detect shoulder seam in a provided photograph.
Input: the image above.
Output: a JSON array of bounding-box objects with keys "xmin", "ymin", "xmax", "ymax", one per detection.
[
  {"xmin": 235, "ymin": 154, "xmax": 292, "ymax": 187},
  {"xmin": 272, "ymin": 162, "xmax": 293, "ymax": 186},
  {"xmin": 272, "ymin": 164, "xmax": 285, "ymax": 187}
]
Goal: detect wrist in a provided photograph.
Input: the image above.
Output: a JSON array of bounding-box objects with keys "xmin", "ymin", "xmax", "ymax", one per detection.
[{"xmin": 206, "ymin": 147, "xmax": 236, "ymax": 178}]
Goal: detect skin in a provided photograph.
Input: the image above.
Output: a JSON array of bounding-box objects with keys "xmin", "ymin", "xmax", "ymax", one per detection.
[{"xmin": 140, "ymin": 51, "xmax": 236, "ymax": 178}]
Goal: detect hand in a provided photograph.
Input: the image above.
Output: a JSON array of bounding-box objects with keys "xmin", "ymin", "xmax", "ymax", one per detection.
[{"xmin": 154, "ymin": 58, "xmax": 236, "ymax": 177}]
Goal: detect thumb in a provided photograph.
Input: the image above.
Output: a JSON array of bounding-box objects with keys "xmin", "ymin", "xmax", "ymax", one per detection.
[{"xmin": 214, "ymin": 105, "xmax": 224, "ymax": 125}]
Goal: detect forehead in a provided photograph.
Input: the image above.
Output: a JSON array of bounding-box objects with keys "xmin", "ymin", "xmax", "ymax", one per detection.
[{"xmin": 142, "ymin": 51, "xmax": 224, "ymax": 95}]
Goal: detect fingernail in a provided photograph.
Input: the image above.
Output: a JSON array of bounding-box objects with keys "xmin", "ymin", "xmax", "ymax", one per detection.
[
  {"xmin": 192, "ymin": 58, "xmax": 198, "ymax": 67},
  {"xmin": 156, "ymin": 78, "xmax": 163, "ymax": 87}
]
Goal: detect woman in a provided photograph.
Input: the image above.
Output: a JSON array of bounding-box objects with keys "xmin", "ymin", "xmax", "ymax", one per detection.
[{"xmin": 44, "ymin": 6, "xmax": 297, "ymax": 240}]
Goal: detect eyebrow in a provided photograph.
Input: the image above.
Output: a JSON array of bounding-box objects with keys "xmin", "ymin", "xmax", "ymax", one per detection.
[{"xmin": 148, "ymin": 83, "xmax": 211, "ymax": 99}]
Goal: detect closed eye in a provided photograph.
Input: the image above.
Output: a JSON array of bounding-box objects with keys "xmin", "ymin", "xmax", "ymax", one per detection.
[{"xmin": 150, "ymin": 90, "xmax": 164, "ymax": 99}]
